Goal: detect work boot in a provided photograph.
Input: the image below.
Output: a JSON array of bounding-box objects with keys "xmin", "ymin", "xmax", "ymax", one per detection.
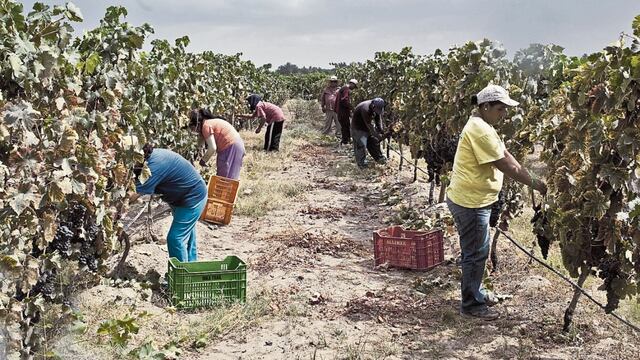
[
  {"xmin": 460, "ymin": 308, "xmax": 500, "ymax": 321},
  {"xmin": 375, "ymin": 156, "xmax": 387, "ymax": 164}
]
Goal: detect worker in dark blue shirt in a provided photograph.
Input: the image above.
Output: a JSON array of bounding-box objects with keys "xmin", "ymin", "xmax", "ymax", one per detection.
[{"xmin": 129, "ymin": 141, "xmax": 207, "ymax": 262}]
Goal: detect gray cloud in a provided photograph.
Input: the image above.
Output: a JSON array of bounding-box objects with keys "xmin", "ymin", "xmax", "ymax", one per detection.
[{"xmin": 21, "ymin": 0, "xmax": 640, "ymax": 67}]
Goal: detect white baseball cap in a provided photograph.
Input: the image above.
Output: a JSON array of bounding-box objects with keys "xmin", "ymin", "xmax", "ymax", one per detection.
[
  {"xmin": 348, "ymin": 79, "xmax": 358, "ymax": 87},
  {"xmin": 329, "ymin": 75, "xmax": 338, "ymax": 81},
  {"xmin": 476, "ymin": 84, "xmax": 519, "ymax": 107}
]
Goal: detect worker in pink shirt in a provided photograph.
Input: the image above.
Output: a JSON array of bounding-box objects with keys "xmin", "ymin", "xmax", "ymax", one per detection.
[
  {"xmin": 319, "ymin": 75, "xmax": 341, "ymax": 137},
  {"xmin": 238, "ymin": 94, "xmax": 286, "ymax": 151}
]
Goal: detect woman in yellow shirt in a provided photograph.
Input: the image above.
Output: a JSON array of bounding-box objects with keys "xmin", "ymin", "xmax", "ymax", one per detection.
[{"xmin": 447, "ymin": 84, "xmax": 547, "ymax": 320}]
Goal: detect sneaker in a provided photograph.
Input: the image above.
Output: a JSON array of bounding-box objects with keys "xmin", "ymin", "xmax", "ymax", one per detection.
[{"xmin": 460, "ymin": 308, "xmax": 500, "ymax": 321}]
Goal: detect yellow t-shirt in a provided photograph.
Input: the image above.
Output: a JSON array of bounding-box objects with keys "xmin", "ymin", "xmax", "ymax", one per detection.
[{"xmin": 447, "ymin": 116, "xmax": 505, "ymax": 208}]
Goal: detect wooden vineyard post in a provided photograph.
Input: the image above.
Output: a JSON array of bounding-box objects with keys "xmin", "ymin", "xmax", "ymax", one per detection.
[
  {"xmin": 563, "ymin": 265, "xmax": 590, "ymax": 332},
  {"xmin": 429, "ymin": 180, "xmax": 435, "ymax": 205},
  {"xmin": 438, "ymin": 178, "xmax": 447, "ymax": 203},
  {"xmin": 399, "ymin": 142, "xmax": 404, "ymax": 171}
]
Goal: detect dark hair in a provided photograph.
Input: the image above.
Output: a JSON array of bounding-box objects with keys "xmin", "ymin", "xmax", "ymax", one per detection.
[
  {"xmin": 142, "ymin": 143, "xmax": 154, "ymax": 160},
  {"xmin": 471, "ymin": 95, "xmax": 502, "ymax": 108},
  {"xmin": 133, "ymin": 143, "xmax": 154, "ymax": 178},
  {"xmin": 188, "ymin": 108, "xmax": 218, "ymax": 128}
]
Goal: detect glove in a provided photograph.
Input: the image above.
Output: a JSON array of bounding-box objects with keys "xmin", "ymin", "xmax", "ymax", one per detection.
[{"xmin": 199, "ymin": 159, "xmax": 208, "ymax": 167}]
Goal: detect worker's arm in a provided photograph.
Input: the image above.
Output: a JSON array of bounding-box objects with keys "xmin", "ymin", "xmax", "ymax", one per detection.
[
  {"xmin": 493, "ymin": 149, "xmax": 547, "ymax": 195},
  {"xmin": 128, "ymin": 192, "xmax": 141, "ymax": 203},
  {"xmin": 374, "ymin": 113, "xmax": 384, "ymax": 134},
  {"xmin": 236, "ymin": 113, "xmax": 255, "ymax": 119},
  {"xmin": 255, "ymin": 118, "xmax": 266, "ymax": 133},
  {"xmin": 200, "ymin": 135, "xmax": 217, "ymax": 166}
]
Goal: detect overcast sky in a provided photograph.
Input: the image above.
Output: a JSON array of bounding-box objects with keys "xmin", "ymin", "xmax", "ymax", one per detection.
[{"xmin": 21, "ymin": 0, "xmax": 640, "ymax": 68}]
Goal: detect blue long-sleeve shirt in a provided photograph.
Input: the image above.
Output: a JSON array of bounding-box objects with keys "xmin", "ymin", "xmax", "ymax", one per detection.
[{"xmin": 135, "ymin": 149, "xmax": 207, "ymax": 208}]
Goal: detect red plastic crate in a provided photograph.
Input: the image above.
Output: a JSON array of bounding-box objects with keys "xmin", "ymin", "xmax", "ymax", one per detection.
[{"xmin": 373, "ymin": 226, "xmax": 444, "ymax": 270}]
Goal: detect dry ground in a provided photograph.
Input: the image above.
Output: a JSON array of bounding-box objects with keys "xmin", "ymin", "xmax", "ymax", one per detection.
[{"xmin": 52, "ymin": 100, "xmax": 639, "ymax": 360}]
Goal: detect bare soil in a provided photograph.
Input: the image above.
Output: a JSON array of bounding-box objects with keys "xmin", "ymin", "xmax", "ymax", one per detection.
[{"xmin": 56, "ymin": 109, "xmax": 639, "ymax": 360}]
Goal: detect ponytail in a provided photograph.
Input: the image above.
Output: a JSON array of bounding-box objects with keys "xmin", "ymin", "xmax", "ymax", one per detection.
[{"xmin": 471, "ymin": 95, "xmax": 478, "ymax": 106}]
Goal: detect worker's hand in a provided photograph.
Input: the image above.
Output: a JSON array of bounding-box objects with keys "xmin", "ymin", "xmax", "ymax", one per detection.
[
  {"xmin": 199, "ymin": 159, "xmax": 208, "ymax": 167},
  {"xmin": 128, "ymin": 191, "xmax": 140, "ymax": 203}
]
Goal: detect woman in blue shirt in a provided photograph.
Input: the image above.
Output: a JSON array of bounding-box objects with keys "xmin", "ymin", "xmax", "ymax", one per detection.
[{"xmin": 131, "ymin": 143, "xmax": 207, "ymax": 262}]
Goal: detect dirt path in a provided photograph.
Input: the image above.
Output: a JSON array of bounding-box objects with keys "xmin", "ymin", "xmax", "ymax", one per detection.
[{"xmin": 58, "ymin": 104, "xmax": 639, "ymax": 360}]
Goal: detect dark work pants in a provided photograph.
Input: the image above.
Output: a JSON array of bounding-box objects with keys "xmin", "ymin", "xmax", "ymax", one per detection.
[
  {"xmin": 367, "ymin": 135, "xmax": 384, "ymax": 161},
  {"xmin": 265, "ymin": 121, "xmax": 284, "ymax": 151},
  {"xmin": 337, "ymin": 111, "xmax": 351, "ymax": 144}
]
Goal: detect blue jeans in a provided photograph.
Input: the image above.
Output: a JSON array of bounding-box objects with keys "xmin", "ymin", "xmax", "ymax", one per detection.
[
  {"xmin": 167, "ymin": 197, "xmax": 207, "ymax": 262},
  {"xmin": 446, "ymin": 199, "xmax": 491, "ymax": 312},
  {"xmin": 351, "ymin": 128, "xmax": 369, "ymax": 166}
]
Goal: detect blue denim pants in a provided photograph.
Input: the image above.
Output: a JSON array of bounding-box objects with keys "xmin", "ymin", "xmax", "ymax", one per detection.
[
  {"xmin": 351, "ymin": 128, "xmax": 370, "ymax": 166},
  {"xmin": 167, "ymin": 196, "xmax": 207, "ymax": 262},
  {"xmin": 446, "ymin": 198, "xmax": 492, "ymax": 312}
]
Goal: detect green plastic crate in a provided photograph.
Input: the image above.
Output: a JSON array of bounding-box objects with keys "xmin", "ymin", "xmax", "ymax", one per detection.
[{"xmin": 167, "ymin": 256, "xmax": 246, "ymax": 309}]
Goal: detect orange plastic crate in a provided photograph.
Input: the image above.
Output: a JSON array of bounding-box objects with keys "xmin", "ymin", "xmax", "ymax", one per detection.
[
  {"xmin": 207, "ymin": 176, "xmax": 240, "ymax": 204},
  {"xmin": 200, "ymin": 198, "xmax": 234, "ymax": 225},
  {"xmin": 373, "ymin": 226, "xmax": 444, "ymax": 270}
]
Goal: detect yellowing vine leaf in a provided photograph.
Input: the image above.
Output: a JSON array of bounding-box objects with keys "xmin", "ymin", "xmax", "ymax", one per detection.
[
  {"xmin": 138, "ymin": 163, "xmax": 151, "ymax": 185},
  {"xmin": 113, "ymin": 163, "xmax": 127, "ymax": 185},
  {"xmin": 58, "ymin": 126, "xmax": 78, "ymax": 153},
  {"xmin": 42, "ymin": 210, "xmax": 57, "ymax": 243}
]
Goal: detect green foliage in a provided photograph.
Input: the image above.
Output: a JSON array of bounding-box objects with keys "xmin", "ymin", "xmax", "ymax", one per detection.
[
  {"xmin": 128, "ymin": 341, "xmax": 181, "ymax": 360},
  {"xmin": 97, "ymin": 313, "xmax": 143, "ymax": 346},
  {"xmin": 0, "ymin": 1, "xmax": 286, "ymax": 357},
  {"xmin": 334, "ymin": 24, "xmax": 640, "ymax": 317}
]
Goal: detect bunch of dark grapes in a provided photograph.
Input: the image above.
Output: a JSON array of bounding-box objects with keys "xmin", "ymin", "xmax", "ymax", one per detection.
[
  {"xmin": 31, "ymin": 269, "xmax": 57, "ymax": 302},
  {"xmin": 80, "ymin": 221, "xmax": 100, "ymax": 272},
  {"xmin": 68, "ymin": 202, "xmax": 87, "ymax": 222},
  {"xmin": 49, "ymin": 222, "xmax": 74, "ymax": 254},
  {"xmin": 531, "ymin": 203, "xmax": 550, "ymax": 259},
  {"xmin": 589, "ymin": 220, "xmax": 605, "ymax": 262},
  {"xmin": 490, "ymin": 191, "xmax": 505, "ymax": 227},
  {"xmin": 597, "ymin": 256, "xmax": 622, "ymax": 313},
  {"xmin": 423, "ymin": 136, "xmax": 458, "ymax": 184},
  {"xmin": 47, "ymin": 202, "xmax": 101, "ymax": 272},
  {"xmin": 31, "ymin": 236, "xmax": 44, "ymax": 258},
  {"xmin": 78, "ymin": 241, "xmax": 98, "ymax": 272}
]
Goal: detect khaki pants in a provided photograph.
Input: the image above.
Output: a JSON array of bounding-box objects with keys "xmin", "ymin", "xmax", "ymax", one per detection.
[{"xmin": 321, "ymin": 110, "xmax": 340, "ymax": 136}]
